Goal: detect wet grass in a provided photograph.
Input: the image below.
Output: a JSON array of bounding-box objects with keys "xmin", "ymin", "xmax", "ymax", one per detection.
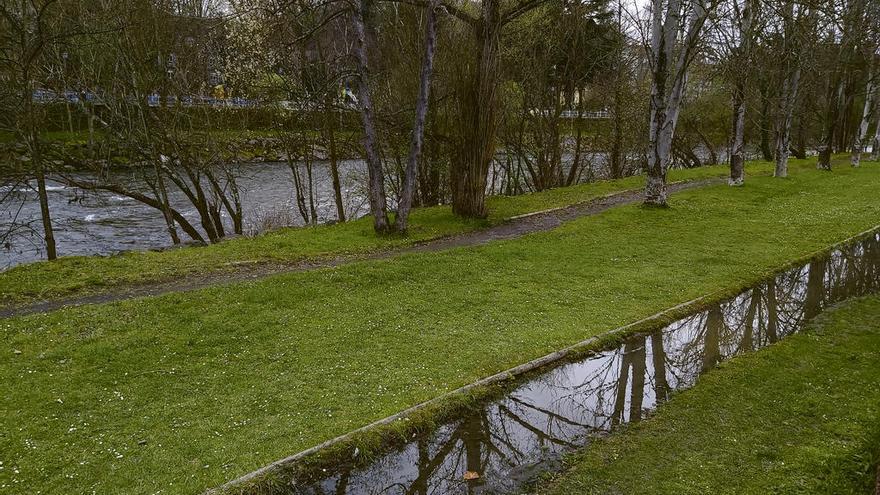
[
  {"xmin": 1, "ymin": 160, "xmax": 773, "ymax": 306},
  {"xmin": 541, "ymin": 294, "xmax": 880, "ymax": 495},
  {"xmin": 2, "ymin": 158, "xmax": 880, "ymax": 494}
]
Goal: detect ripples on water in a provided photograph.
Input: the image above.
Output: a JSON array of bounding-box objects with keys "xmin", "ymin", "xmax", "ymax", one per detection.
[
  {"xmin": 0, "ymin": 161, "xmax": 370, "ymax": 269},
  {"xmin": 1, "ymin": 150, "xmax": 724, "ymax": 269}
]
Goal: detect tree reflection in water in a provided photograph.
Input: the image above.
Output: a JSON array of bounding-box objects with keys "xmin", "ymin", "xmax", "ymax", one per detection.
[{"xmin": 293, "ymin": 233, "xmax": 880, "ymax": 495}]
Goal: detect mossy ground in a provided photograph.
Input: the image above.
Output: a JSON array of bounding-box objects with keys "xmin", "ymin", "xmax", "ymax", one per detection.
[
  {"xmin": 541, "ymin": 294, "xmax": 880, "ymax": 495},
  {"xmin": 2, "ymin": 158, "xmax": 880, "ymax": 494},
  {"xmin": 1, "ymin": 159, "xmax": 794, "ymax": 306}
]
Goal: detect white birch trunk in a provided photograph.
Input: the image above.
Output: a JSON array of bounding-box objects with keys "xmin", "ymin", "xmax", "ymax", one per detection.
[
  {"xmin": 851, "ymin": 66, "xmax": 875, "ymax": 167},
  {"xmin": 351, "ymin": 0, "xmax": 391, "ymax": 233},
  {"xmin": 645, "ymin": 0, "xmax": 709, "ymax": 206},
  {"xmin": 729, "ymin": 0, "xmax": 754, "ymax": 186},
  {"xmin": 774, "ymin": 66, "xmax": 800, "ymax": 177},
  {"xmin": 773, "ymin": 0, "xmax": 802, "ymax": 178},
  {"xmin": 395, "ymin": 0, "xmax": 438, "ymax": 232}
]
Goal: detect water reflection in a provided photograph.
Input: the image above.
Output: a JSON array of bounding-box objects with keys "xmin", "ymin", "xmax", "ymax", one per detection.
[{"xmin": 285, "ymin": 232, "xmax": 880, "ymax": 495}]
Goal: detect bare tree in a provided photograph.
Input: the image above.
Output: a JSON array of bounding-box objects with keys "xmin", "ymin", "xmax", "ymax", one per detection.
[
  {"xmin": 772, "ymin": 0, "xmax": 809, "ymax": 178},
  {"xmin": 350, "ymin": 0, "xmax": 393, "ymax": 232},
  {"xmin": 644, "ymin": 0, "xmax": 716, "ymax": 206},
  {"xmin": 851, "ymin": 54, "xmax": 876, "ymax": 167},
  {"xmin": 394, "ymin": 0, "xmax": 439, "ymax": 232},
  {"xmin": 815, "ymin": 0, "xmax": 870, "ymax": 171},
  {"xmin": 726, "ymin": 0, "xmax": 756, "ymax": 185},
  {"xmin": 1, "ymin": 0, "xmax": 67, "ymax": 260}
]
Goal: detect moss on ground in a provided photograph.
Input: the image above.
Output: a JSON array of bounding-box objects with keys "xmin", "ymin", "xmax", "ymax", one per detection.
[
  {"xmin": 2, "ymin": 158, "xmax": 880, "ymax": 494},
  {"xmin": 541, "ymin": 294, "xmax": 880, "ymax": 495},
  {"xmin": 0, "ymin": 159, "xmax": 797, "ymax": 306}
]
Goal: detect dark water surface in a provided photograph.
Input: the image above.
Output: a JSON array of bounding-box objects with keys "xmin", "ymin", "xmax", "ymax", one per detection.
[{"xmin": 281, "ymin": 231, "xmax": 880, "ymax": 494}]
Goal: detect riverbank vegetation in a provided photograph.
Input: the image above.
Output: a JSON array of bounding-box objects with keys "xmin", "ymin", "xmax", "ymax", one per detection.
[
  {"xmin": 3, "ymin": 0, "xmax": 879, "ymax": 262},
  {"xmin": 0, "ymin": 157, "xmax": 795, "ymax": 307},
  {"xmin": 541, "ymin": 294, "xmax": 880, "ymax": 495},
  {"xmin": 3, "ymin": 162, "xmax": 880, "ymax": 494},
  {"xmin": 3, "ymin": 0, "xmax": 880, "ymax": 491}
]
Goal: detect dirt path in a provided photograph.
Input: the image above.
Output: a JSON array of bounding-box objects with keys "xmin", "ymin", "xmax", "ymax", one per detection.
[{"xmin": 0, "ymin": 178, "xmax": 720, "ymax": 318}]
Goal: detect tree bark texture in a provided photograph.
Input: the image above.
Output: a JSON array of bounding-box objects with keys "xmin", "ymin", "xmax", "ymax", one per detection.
[{"xmin": 395, "ymin": 0, "xmax": 438, "ymax": 232}]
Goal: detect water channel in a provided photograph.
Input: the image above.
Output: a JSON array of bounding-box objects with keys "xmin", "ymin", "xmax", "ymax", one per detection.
[{"xmin": 279, "ymin": 230, "xmax": 880, "ymax": 494}]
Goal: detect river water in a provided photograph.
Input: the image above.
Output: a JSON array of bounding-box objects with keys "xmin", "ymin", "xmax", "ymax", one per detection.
[
  {"xmin": 0, "ymin": 149, "xmax": 717, "ymax": 270},
  {"xmin": 0, "ymin": 161, "xmax": 371, "ymax": 270},
  {"xmin": 276, "ymin": 230, "xmax": 880, "ymax": 494},
  {"xmin": 0, "ymin": 156, "xmax": 611, "ymax": 270}
]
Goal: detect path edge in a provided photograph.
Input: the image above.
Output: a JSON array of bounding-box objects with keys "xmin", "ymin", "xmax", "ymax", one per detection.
[{"xmin": 204, "ymin": 222, "xmax": 880, "ymax": 495}]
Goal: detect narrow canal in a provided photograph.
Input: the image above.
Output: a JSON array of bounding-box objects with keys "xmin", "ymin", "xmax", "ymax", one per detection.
[{"xmin": 274, "ymin": 230, "xmax": 880, "ymax": 494}]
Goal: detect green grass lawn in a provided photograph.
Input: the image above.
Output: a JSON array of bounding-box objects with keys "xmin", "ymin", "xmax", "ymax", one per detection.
[
  {"xmin": 0, "ymin": 159, "xmax": 792, "ymax": 306},
  {"xmin": 2, "ymin": 159, "xmax": 880, "ymax": 494},
  {"xmin": 541, "ymin": 294, "xmax": 880, "ymax": 495}
]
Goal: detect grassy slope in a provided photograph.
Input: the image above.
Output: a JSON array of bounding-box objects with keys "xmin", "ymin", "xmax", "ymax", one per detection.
[
  {"xmin": 2, "ymin": 159, "xmax": 880, "ymax": 494},
  {"xmin": 542, "ymin": 295, "xmax": 880, "ymax": 495},
  {"xmin": 0, "ymin": 161, "xmax": 779, "ymax": 306}
]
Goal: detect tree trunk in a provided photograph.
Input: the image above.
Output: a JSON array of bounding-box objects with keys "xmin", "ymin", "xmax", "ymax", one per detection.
[
  {"xmin": 645, "ymin": 0, "xmax": 707, "ymax": 206},
  {"xmin": 774, "ymin": 66, "xmax": 801, "ymax": 177},
  {"xmin": 872, "ymin": 108, "xmax": 880, "ymax": 161},
  {"xmin": 324, "ymin": 96, "xmax": 346, "ymax": 222},
  {"xmin": 817, "ymin": 78, "xmax": 844, "ymax": 171},
  {"xmin": 610, "ymin": 96, "xmax": 624, "ymax": 179},
  {"xmin": 644, "ymin": 0, "xmax": 678, "ymax": 206},
  {"xmin": 774, "ymin": 0, "xmax": 803, "ymax": 178},
  {"xmin": 35, "ymin": 165, "xmax": 57, "ymax": 261},
  {"xmin": 395, "ymin": 0, "xmax": 438, "ymax": 233},
  {"xmin": 23, "ymin": 76, "xmax": 57, "ymax": 261},
  {"xmin": 851, "ymin": 64, "xmax": 875, "ymax": 167},
  {"xmin": 418, "ymin": 94, "xmax": 443, "ymax": 207},
  {"xmin": 759, "ymin": 87, "xmax": 774, "ymax": 161},
  {"xmin": 729, "ymin": 0, "xmax": 753, "ymax": 186},
  {"xmin": 452, "ymin": 0, "xmax": 500, "ymax": 218},
  {"xmin": 729, "ymin": 85, "xmax": 747, "ymax": 185},
  {"xmin": 152, "ymin": 161, "xmax": 180, "ymax": 244},
  {"xmin": 566, "ymin": 116, "xmax": 585, "ymax": 185},
  {"xmin": 352, "ymin": 0, "xmax": 391, "ymax": 232}
]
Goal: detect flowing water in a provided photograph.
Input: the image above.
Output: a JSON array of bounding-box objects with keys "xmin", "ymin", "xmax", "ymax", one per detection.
[
  {"xmin": 0, "ymin": 148, "xmax": 730, "ymax": 270},
  {"xmin": 280, "ymin": 230, "xmax": 880, "ymax": 495},
  {"xmin": 0, "ymin": 155, "xmax": 608, "ymax": 270},
  {"xmin": 0, "ymin": 161, "xmax": 371, "ymax": 269}
]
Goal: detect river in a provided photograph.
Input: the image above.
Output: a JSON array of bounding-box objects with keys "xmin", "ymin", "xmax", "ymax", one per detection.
[
  {"xmin": 0, "ymin": 161, "xmax": 371, "ymax": 270},
  {"xmin": 2, "ymin": 149, "xmax": 717, "ymax": 270}
]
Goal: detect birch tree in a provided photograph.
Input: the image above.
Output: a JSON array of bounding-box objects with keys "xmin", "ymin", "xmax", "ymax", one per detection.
[
  {"xmin": 726, "ymin": 0, "xmax": 756, "ymax": 185},
  {"xmin": 394, "ymin": 0, "xmax": 439, "ymax": 233},
  {"xmin": 350, "ymin": 0, "xmax": 392, "ymax": 232},
  {"xmin": 644, "ymin": 0, "xmax": 716, "ymax": 206},
  {"xmin": 851, "ymin": 55, "xmax": 876, "ymax": 167},
  {"xmin": 772, "ymin": 0, "xmax": 808, "ymax": 178},
  {"xmin": 849, "ymin": 5, "xmax": 879, "ymax": 167}
]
